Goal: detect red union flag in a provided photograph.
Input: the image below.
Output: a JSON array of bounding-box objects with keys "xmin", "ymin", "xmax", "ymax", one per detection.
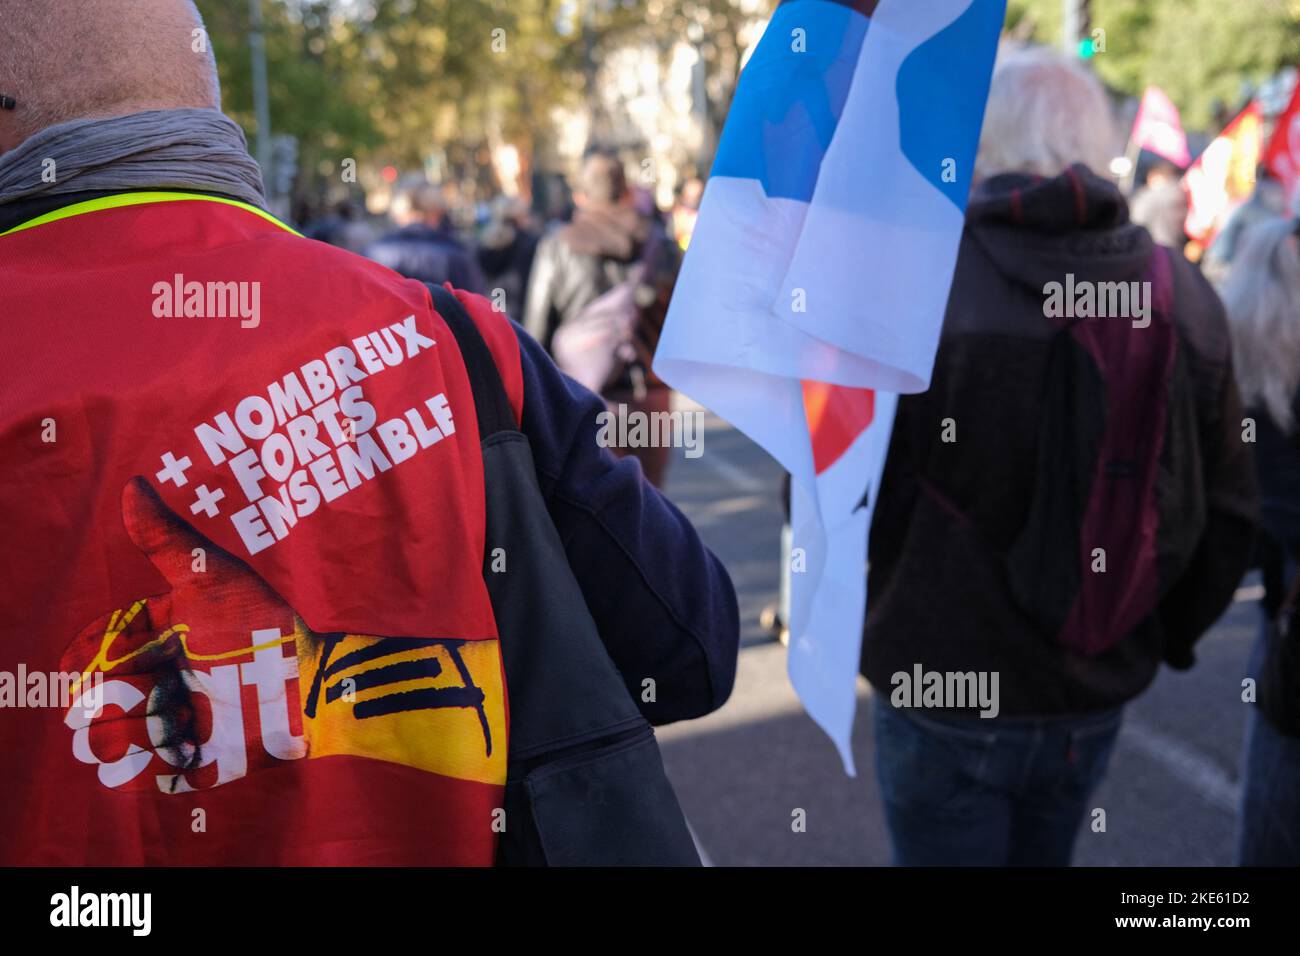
[
  {"xmin": 1131, "ymin": 85, "xmax": 1191, "ymax": 168},
  {"xmin": 1183, "ymin": 101, "xmax": 1264, "ymax": 245},
  {"xmin": 1264, "ymin": 80, "xmax": 1300, "ymax": 202}
]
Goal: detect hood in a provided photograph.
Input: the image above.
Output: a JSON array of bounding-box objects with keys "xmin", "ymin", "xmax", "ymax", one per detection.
[
  {"xmin": 966, "ymin": 164, "xmax": 1154, "ymax": 290},
  {"xmin": 559, "ymin": 203, "xmax": 651, "ymax": 261}
]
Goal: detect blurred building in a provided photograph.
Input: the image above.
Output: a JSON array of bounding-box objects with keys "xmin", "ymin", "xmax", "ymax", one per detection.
[{"xmin": 546, "ymin": 1, "xmax": 770, "ymax": 209}]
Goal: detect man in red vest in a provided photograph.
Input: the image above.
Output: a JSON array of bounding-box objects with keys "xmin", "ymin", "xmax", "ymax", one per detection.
[{"xmin": 0, "ymin": 0, "xmax": 738, "ymax": 865}]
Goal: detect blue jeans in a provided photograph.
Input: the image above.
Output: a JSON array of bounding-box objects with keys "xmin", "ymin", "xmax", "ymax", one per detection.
[
  {"xmin": 1238, "ymin": 619, "xmax": 1300, "ymax": 865},
  {"xmin": 872, "ymin": 695, "xmax": 1122, "ymax": 866}
]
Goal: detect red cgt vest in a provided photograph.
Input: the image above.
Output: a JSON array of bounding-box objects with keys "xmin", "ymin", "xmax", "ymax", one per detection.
[{"xmin": 0, "ymin": 193, "xmax": 524, "ymax": 865}]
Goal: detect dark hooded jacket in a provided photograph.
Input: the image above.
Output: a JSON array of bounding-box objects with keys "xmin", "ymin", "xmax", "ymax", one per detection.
[{"xmin": 862, "ymin": 165, "xmax": 1259, "ymax": 715}]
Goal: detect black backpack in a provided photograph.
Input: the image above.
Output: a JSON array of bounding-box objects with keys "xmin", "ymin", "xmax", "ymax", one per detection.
[{"xmin": 427, "ymin": 285, "xmax": 699, "ymax": 866}]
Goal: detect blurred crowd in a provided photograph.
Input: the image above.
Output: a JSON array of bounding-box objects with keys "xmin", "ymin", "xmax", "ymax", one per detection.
[
  {"xmin": 298, "ymin": 47, "xmax": 1300, "ymax": 869},
  {"xmin": 297, "ymin": 153, "xmax": 703, "ymax": 486}
]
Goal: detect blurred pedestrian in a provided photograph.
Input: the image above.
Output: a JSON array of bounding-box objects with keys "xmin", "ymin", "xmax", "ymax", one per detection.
[
  {"xmin": 475, "ymin": 195, "xmax": 538, "ymax": 321},
  {"xmin": 303, "ymin": 198, "xmax": 376, "ymax": 255},
  {"xmin": 532, "ymin": 170, "xmax": 574, "ymax": 229},
  {"xmin": 1220, "ymin": 212, "xmax": 1300, "ymax": 866},
  {"xmin": 1129, "ymin": 160, "xmax": 1189, "ymax": 251},
  {"xmin": 863, "ymin": 46, "xmax": 1258, "ymax": 866},
  {"xmin": 1203, "ymin": 168, "xmax": 1287, "ymax": 285},
  {"xmin": 364, "ymin": 180, "xmax": 487, "ymax": 293},
  {"xmin": 524, "ymin": 149, "xmax": 680, "ymax": 486}
]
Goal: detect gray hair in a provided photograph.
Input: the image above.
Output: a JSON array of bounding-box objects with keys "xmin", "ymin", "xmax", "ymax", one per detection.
[
  {"xmin": 1220, "ymin": 217, "xmax": 1300, "ymax": 432},
  {"xmin": 974, "ymin": 45, "xmax": 1115, "ymax": 182}
]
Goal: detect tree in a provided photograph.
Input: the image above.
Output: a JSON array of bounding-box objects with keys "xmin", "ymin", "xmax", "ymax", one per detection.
[
  {"xmin": 1007, "ymin": 0, "xmax": 1300, "ymax": 130},
  {"xmin": 196, "ymin": 0, "xmax": 382, "ymax": 206},
  {"xmin": 603, "ymin": 0, "xmax": 773, "ymax": 168},
  {"xmin": 197, "ymin": 0, "xmax": 601, "ymax": 202}
]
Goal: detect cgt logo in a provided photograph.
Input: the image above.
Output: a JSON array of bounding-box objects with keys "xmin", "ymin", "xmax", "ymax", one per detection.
[
  {"xmin": 64, "ymin": 623, "xmax": 306, "ymax": 792},
  {"xmin": 60, "ymin": 479, "xmax": 507, "ymax": 793}
]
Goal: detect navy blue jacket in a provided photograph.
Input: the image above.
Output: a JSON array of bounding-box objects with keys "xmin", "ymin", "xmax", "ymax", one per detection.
[
  {"xmin": 508, "ymin": 318, "xmax": 739, "ymax": 723},
  {"xmin": 364, "ymin": 223, "xmax": 488, "ymax": 294}
]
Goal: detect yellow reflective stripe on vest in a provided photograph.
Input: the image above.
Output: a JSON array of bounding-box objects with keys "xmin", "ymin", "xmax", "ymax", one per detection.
[{"xmin": 0, "ymin": 191, "xmax": 301, "ymax": 238}]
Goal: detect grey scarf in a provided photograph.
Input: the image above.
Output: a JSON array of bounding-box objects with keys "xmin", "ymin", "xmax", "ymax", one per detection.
[{"xmin": 0, "ymin": 108, "xmax": 266, "ymax": 209}]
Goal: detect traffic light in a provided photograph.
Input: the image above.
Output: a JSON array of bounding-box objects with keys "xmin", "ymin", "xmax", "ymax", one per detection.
[{"xmin": 1064, "ymin": 0, "xmax": 1091, "ymax": 57}]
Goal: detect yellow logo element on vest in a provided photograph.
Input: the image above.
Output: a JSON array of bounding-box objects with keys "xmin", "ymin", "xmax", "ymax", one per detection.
[
  {"xmin": 297, "ymin": 627, "xmax": 505, "ymax": 785},
  {"xmin": 60, "ymin": 477, "xmax": 506, "ymax": 793}
]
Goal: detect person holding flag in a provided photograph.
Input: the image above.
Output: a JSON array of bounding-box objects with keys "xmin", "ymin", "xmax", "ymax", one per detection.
[
  {"xmin": 1187, "ymin": 101, "xmax": 1274, "ymax": 279},
  {"xmin": 1126, "ymin": 87, "xmax": 1192, "ymax": 250},
  {"xmin": 1129, "ymin": 85, "xmax": 1192, "ymax": 171}
]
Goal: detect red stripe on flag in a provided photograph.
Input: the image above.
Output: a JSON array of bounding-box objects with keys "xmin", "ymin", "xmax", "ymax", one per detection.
[{"xmin": 803, "ymin": 380, "xmax": 875, "ymax": 474}]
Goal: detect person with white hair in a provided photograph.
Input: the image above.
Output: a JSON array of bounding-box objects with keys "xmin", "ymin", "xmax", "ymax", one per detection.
[
  {"xmin": 1219, "ymin": 213, "xmax": 1300, "ymax": 866},
  {"xmin": 863, "ymin": 45, "xmax": 1258, "ymax": 866},
  {"xmin": 971, "ymin": 44, "xmax": 1116, "ymax": 182}
]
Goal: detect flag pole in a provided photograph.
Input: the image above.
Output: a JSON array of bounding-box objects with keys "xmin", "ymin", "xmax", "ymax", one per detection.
[{"xmin": 1120, "ymin": 136, "xmax": 1141, "ymax": 195}]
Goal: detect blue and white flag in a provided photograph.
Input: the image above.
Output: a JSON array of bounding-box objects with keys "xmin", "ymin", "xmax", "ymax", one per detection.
[{"xmin": 654, "ymin": 0, "xmax": 1005, "ymax": 773}]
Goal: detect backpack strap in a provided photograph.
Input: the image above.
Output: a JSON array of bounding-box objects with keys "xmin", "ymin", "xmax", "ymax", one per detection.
[
  {"xmin": 1149, "ymin": 244, "xmax": 1175, "ymax": 317},
  {"xmin": 426, "ymin": 284, "xmax": 517, "ymax": 438}
]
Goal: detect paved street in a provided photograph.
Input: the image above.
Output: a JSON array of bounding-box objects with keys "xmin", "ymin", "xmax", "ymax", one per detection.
[{"xmin": 656, "ymin": 403, "xmax": 1257, "ymax": 866}]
